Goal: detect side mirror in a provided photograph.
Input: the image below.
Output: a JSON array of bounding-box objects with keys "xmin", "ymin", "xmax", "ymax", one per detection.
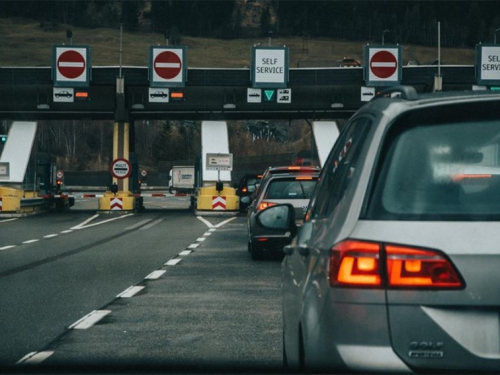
[
  {"xmin": 255, "ymin": 204, "xmax": 297, "ymax": 235},
  {"xmin": 241, "ymin": 196, "xmax": 251, "ymax": 204}
]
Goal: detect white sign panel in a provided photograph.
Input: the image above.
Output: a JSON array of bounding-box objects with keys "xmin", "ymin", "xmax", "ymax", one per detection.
[
  {"xmin": 53, "ymin": 88, "xmax": 74, "ymax": 102},
  {"xmin": 252, "ymin": 47, "xmax": 289, "ymax": 88},
  {"xmin": 206, "ymin": 153, "xmax": 233, "ymax": 171},
  {"xmin": 149, "ymin": 88, "xmax": 169, "ymax": 103},
  {"xmin": 277, "ymin": 88, "xmax": 291, "ymax": 103},
  {"xmin": 54, "ymin": 47, "xmax": 88, "ymax": 83},
  {"xmin": 478, "ymin": 46, "xmax": 500, "ymax": 81},
  {"xmin": 247, "ymin": 88, "xmax": 262, "ymax": 103},
  {"xmin": 361, "ymin": 86, "xmax": 376, "ymax": 101}
]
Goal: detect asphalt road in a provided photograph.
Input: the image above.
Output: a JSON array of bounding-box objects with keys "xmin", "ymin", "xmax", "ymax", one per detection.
[{"xmin": 0, "ymin": 195, "xmax": 283, "ymax": 374}]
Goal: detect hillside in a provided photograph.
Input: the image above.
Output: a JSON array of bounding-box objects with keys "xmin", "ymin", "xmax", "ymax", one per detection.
[{"xmin": 0, "ymin": 17, "xmax": 476, "ymax": 68}]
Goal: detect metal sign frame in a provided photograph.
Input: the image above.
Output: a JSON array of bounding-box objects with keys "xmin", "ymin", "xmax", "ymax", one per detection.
[
  {"xmin": 475, "ymin": 44, "xmax": 500, "ymax": 86},
  {"xmin": 251, "ymin": 46, "xmax": 289, "ymax": 89},
  {"xmin": 52, "ymin": 45, "xmax": 92, "ymax": 87},
  {"xmin": 0, "ymin": 162, "xmax": 9, "ymax": 180},
  {"xmin": 148, "ymin": 46, "xmax": 188, "ymax": 88}
]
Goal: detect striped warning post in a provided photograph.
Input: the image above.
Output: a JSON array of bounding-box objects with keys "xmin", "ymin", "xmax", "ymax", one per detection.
[{"xmin": 212, "ymin": 196, "xmax": 226, "ymax": 210}]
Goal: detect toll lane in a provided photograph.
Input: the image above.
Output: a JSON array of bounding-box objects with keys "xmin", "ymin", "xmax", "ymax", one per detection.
[{"xmin": 0, "ymin": 203, "xmax": 209, "ymax": 366}]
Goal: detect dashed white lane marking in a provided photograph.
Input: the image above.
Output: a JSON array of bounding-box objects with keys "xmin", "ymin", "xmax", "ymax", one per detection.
[
  {"xmin": 209, "ymin": 228, "xmax": 217, "ymax": 232},
  {"xmin": 117, "ymin": 286, "xmax": 145, "ymax": 298},
  {"xmin": 0, "ymin": 245, "xmax": 16, "ymax": 251},
  {"xmin": 125, "ymin": 219, "xmax": 152, "ymax": 230},
  {"xmin": 203, "ymin": 232, "xmax": 212, "ymax": 236},
  {"xmin": 60, "ymin": 230, "xmax": 73, "ymax": 234},
  {"xmin": 165, "ymin": 258, "xmax": 182, "ymax": 266},
  {"xmin": 187, "ymin": 243, "xmax": 200, "ymax": 249},
  {"xmin": 69, "ymin": 310, "xmax": 111, "ymax": 330},
  {"xmin": 43, "ymin": 234, "xmax": 58, "ymax": 239},
  {"xmin": 196, "ymin": 237, "xmax": 206, "ymax": 242},
  {"xmin": 22, "ymin": 239, "xmax": 39, "ymax": 244},
  {"xmin": 0, "ymin": 218, "xmax": 18, "ymax": 224},
  {"xmin": 16, "ymin": 351, "xmax": 54, "ymax": 365},
  {"xmin": 145, "ymin": 270, "xmax": 166, "ymax": 280},
  {"xmin": 179, "ymin": 250, "xmax": 192, "ymax": 256},
  {"xmin": 140, "ymin": 219, "xmax": 162, "ymax": 230}
]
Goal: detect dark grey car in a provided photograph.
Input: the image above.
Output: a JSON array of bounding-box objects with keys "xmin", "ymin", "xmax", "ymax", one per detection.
[{"xmin": 259, "ymin": 87, "xmax": 500, "ymax": 372}]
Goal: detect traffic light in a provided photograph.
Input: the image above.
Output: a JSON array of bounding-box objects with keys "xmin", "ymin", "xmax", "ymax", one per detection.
[{"xmin": 0, "ymin": 135, "xmax": 6, "ymax": 143}]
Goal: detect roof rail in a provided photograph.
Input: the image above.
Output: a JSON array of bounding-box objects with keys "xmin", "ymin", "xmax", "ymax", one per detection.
[{"xmin": 373, "ymin": 85, "xmax": 419, "ymax": 101}]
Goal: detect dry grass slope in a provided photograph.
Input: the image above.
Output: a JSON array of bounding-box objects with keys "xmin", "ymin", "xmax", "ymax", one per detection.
[{"xmin": 0, "ymin": 18, "xmax": 475, "ymax": 68}]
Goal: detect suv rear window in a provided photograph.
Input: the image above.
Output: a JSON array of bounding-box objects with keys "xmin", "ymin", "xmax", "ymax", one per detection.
[
  {"xmin": 366, "ymin": 119, "xmax": 500, "ymax": 220},
  {"xmin": 264, "ymin": 179, "xmax": 317, "ymax": 200}
]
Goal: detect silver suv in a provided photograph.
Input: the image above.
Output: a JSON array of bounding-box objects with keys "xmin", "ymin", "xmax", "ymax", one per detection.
[{"xmin": 256, "ymin": 86, "xmax": 500, "ymax": 372}]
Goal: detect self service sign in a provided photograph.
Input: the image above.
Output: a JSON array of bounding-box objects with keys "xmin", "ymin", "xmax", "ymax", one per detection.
[
  {"xmin": 251, "ymin": 46, "xmax": 289, "ymax": 88},
  {"xmin": 476, "ymin": 44, "xmax": 500, "ymax": 85}
]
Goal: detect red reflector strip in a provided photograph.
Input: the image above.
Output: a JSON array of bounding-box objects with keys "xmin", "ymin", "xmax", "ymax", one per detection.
[{"xmin": 257, "ymin": 238, "xmax": 268, "ymax": 242}]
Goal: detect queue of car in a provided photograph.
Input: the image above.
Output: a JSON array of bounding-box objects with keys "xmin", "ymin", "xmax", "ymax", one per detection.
[{"xmin": 248, "ymin": 86, "xmax": 500, "ymax": 373}]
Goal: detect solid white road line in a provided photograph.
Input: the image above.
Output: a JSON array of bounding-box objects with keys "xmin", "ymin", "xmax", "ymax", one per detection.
[{"xmin": 69, "ymin": 310, "xmax": 111, "ymax": 330}]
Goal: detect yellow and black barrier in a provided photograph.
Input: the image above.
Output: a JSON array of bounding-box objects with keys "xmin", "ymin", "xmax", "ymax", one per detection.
[{"xmin": 195, "ymin": 185, "xmax": 239, "ymax": 216}]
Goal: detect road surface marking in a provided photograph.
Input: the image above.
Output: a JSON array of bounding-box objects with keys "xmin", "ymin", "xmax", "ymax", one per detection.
[
  {"xmin": 117, "ymin": 286, "xmax": 145, "ymax": 298},
  {"xmin": 22, "ymin": 239, "xmax": 39, "ymax": 244},
  {"xmin": 187, "ymin": 243, "xmax": 199, "ymax": 249},
  {"xmin": 71, "ymin": 213, "xmax": 133, "ymax": 230},
  {"xmin": 0, "ymin": 218, "xmax": 18, "ymax": 224},
  {"xmin": 165, "ymin": 258, "xmax": 182, "ymax": 266},
  {"xmin": 69, "ymin": 310, "xmax": 111, "ymax": 330},
  {"xmin": 0, "ymin": 245, "xmax": 16, "ymax": 251},
  {"xmin": 43, "ymin": 234, "xmax": 58, "ymax": 239},
  {"xmin": 145, "ymin": 270, "xmax": 166, "ymax": 280},
  {"xmin": 16, "ymin": 351, "xmax": 53, "ymax": 365},
  {"xmin": 60, "ymin": 230, "xmax": 73, "ymax": 234},
  {"xmin": 140, "ymin": 219, "xmax": 162, "ymax": 230},
  {"xmin": 125, "ymin": 219, "xmax": 152, "ymax": 230},
  {"xmin": 179, "ymin": 250, "xmax": 192, "ymax": 256},
  {"xmin": 196, "ymin": 237, "xmax": 206, "ymax": 242}
]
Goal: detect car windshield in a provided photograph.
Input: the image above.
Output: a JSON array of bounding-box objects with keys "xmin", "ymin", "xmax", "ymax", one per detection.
[
  {"xmin": 367, "ymin": 119, "xmax": 500, "ymax": 220},
  {"xmin": 264, "ymin": 179, "xmax": 316, "ymax": 200}
]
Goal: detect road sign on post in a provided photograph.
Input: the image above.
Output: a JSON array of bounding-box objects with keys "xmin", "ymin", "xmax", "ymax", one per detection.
[
  {"xmin": 475, "ymin": 44, "xmax": 500, "ymax": 86},
  {"xmin": 110, "ymin": 158, "xmax": 132, "ymax": 179},
  {"xmin": 364, "ymin": 45, "xmax": 402, "ymax": 87},
  {"xmin": 251, "ymin": 46, "xmax": 289, "ymax": 88},
  {"xmin": 52, "ymin": 45, "xmax": 91, "ymax": 87},
  {"xmin": 149, "ymin": 46, "xmax": 187, "ymax": 88}
]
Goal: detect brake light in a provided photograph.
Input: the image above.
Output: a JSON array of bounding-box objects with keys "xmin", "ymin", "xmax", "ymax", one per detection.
[
  {"xmin": 288, "ymin": 166, "xmax": 301, "ymax": 170},
  {"xmin": 386, "ymin": 245, "xmax": 463, "ymax": 288},
  {"xmin": 242, "ymin": 187, "xmax": 247, "ymax": 193},
  {"xmin": 330, "ymin": 240, "xmax": 464, "ymax": 289},
  {"xmin": 257, "ymin": 201, "xmax": 276, "ymax": 211},
  {"xmin": 331, "ymin": 240, "xmax": 382, "ymax": 287},
  {"xmin": 295, "ymin": 176, "xmax": 313, "ymax": 180}
]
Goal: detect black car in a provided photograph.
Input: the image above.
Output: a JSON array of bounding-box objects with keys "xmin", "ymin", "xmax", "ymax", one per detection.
[{"xmin": 236, "ymin": 173, "xmax": 262, "ymax": 213}]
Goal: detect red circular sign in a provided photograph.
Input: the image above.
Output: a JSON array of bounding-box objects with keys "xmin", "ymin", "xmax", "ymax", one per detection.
[
  {"xmin": 370, "ymin": 50, "xmax": 398, "ymax": 79},
  {"xmin": 110, "ymin": 158, "xmax": 132, "ymax": 179},
  {"xmin": 154, "ymin": 51, "xmax": 182, "ymax": 80},
  {"xmin": 57, "ymin": 50, "xmax": 86, "ymax": 79}
]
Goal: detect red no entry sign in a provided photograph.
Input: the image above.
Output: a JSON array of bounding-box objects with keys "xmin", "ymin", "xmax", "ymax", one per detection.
[
  {"xmin": 57, "ymin": 50, "xmax": 86, "ymax": 79},
  {"xmin": 154, "ymin": 51, "xmax": 182, "ymax": 80},
  {"xmin": 370, "ymin": 50, "xmax": 398, "ymax": 79}
]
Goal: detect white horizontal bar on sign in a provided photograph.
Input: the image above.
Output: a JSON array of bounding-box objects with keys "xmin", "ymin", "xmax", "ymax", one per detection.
[
  {"xmin": 145, "ymin": 270, "xmax": 166, "ymax": 280},
  {"xmin": 69, "ymin": 310, "xmax": 111, "ymax": 330},
  {"xmin": 117, "ymin": 286, "xmax": 145, "ymax": 298},
  {"xmin": 165, "ymin": 258, "xmax": 182, "ymax": 266}
]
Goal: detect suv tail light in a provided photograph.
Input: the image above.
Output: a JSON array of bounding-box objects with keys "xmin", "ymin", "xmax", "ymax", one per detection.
[{"xmin": 330, "ymin": 240, "xmax": 464, "ymax": 289}]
